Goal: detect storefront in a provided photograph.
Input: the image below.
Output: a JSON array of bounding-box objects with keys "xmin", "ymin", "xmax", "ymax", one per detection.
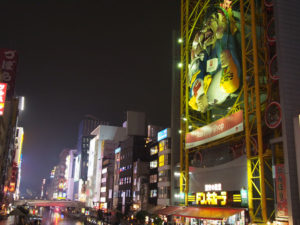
[
  {"xmin": 173, "ymin": 207, "xmax": 247, "ymax": 225},
  {"xmin": 171, "ymin": 156, "xmax": 249, "ymax": 225}
]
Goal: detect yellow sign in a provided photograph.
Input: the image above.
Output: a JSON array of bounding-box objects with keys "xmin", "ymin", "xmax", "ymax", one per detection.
[{"xmin": 192, "ymin": 191, "xmax": 227, "ymax": 206}]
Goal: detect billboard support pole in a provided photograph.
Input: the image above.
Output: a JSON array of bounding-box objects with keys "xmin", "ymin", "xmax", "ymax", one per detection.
[
  {"xmin": 250, "ymin": 0, "xmax": 267, "ymax": 222},
  {"xmin": 240, "ymin": 0, "xmax": 272, "ymax": 222},
  {"xmin": 240, "ymin": 0, "xmax": 254, "ymax": 221}
]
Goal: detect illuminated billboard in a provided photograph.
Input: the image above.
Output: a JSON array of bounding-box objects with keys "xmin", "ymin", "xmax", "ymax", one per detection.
[
  {"xmin": 157, "ymin": 128, "xmax": 170, "ymax": 142},
  {"xmin": 0, "ymin": 83, "xmax": 7, "ymax": 116},
  {"xmin": 0, "ymin": 49, "xmax": 18, "ymax": 99},
  {"xmin": 186, "ymin": 2, "xmax": 243, "ymax": 148}
]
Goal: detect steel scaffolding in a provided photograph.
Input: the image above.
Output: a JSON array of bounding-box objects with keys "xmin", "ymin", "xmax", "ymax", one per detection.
[{"xmin": 179, "ymin": 0, "xmax": 274, "ymax": 223}]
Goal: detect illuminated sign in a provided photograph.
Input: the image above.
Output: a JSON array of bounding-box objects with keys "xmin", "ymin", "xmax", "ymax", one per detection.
[
  {"xmin": 115, "ymin": 147, "xmax": 121, "ymax": 154},
  {"xmin": 186, "ymin": 2, "xmax": 243, "ymax": 147},
  {"xmin": 205, "ymin": 183, "xmax": 222, "ymax": 192},
  {"xmin": 0, "ymin": 49, "xmax": 18, "ymax": 98},
  {"xmin": 157, "ymin": 128, "xmax": 169, "ymax": 141},
  {"xmin": 0, "ymin": 83, "xmax": 7, "ymax": 116},
  {"xmin": 188, "ymin": 191, "xmax": 246, "ymax": 208},
  {"xmin": 195, "ymin": 192, "xmax": 227, "ymax": 206},
  {"xmin": 186, "ymin": 110, "xmax": 243, "ymax": 148}
]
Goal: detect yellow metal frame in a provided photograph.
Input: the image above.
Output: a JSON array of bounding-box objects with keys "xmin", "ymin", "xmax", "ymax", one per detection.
[{"xmin": 180, "ymin": 0, "xmax": 274, "ymax": 223}]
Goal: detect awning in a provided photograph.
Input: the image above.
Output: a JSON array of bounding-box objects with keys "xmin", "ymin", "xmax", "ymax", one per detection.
[
  {"xmin": 154, "ymin": 206, "xmax": 184, "ymax": 215},
  {"xmin": 173, "ymin": 207, "xmax": 243, "ymax": 220},
  {"xmin": 148, "ymin": 205, "xmax": 165, "ymax": 214}
]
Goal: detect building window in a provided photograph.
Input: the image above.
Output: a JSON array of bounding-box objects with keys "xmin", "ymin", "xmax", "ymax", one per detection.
[
  {"xmin": 159, "ymin": 155, "xmax": 165, "ymax": 167},
  {"xmin": 134, "ymin": 178, "xmax": 136, "ymax": 185},
  {"xmin": 102, "ymin": 168, "xmax": 107, "ymax": 174},
  {"xmin": 150, "ymin": 146, "xmax": 158, "ymax": 155},
  {"xmin": 150, "ymin": 174, "xmax": 157, "ymax": 183},
  {"xmin": 150, "ymin": 189, "xmax": 157, "ymax": 197},
  {"xmin": 134, "ymin": 163, "xmax": 137, "ymax": 174},
  {"xmin": 100, "ymin": 187, "xmax": 106, "ymax": 193},
  {"xmin": 150, "ymin": 160, "xmax": 157, "ymax": 169}
]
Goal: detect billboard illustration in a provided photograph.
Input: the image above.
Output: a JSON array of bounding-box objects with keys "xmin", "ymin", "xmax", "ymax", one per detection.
[{"xmin": 186, "ymin": 2, "xmax": 243, "ymax": 148}]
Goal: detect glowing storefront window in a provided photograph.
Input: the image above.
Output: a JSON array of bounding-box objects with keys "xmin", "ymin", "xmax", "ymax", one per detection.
[
  {"xmin": 150, "ymin": 160, "xmax": 157, "ymax": 169},
  {"xmin": 159, "ymin": 155, "xmax": 165, "ymax": 167},
  {"xmin": 159, "ymin": 141, "xmax": 165, "ymax": 152},
  {"xmin": 150, "ymin": 146, "xmax": 158, "ymax": 155},
  {"xmin": 102, "ymin": 168, "xmax": 107, "ymax": 174}
]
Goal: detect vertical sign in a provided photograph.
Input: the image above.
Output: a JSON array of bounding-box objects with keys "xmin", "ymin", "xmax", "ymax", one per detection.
[
  {"xmin": 275, "ymin": 164, "xmax": 288, "ymax": 218},
  {"xmin": 0, "ymin": 83, "xmax": 7, "ymax": 116},
  {"xmin": 0, "ymin": 49, "xmax": 18, "ymax": 98}
]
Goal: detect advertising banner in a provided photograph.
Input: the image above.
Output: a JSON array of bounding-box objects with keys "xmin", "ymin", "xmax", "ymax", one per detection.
[
  {"xmin": 186, "ymin": 110, "xmax": 243, "ymax": 149},
  {"xmin": 0, "ymin": 49, "xmax": 18, "ymax": 99},
  {"xmin": 275, "ymin": 164, "xmax": 288, "ymax": 218},
  {"xmin": 186, "ymin": 2, "xmax": 243, "ymax": 148},
  {"xmin": 0, "ymin": 83, "xmax": 7, "ymax": 116}
]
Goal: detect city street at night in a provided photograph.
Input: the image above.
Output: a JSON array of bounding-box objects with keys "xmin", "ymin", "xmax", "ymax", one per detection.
[{"xmin": 0, "ymin": 0, "xmax": 300, "ymax": 224}]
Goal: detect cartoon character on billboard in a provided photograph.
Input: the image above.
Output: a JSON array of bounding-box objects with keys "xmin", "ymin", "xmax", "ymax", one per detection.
[{"xmin": 189, "ymin": 5, "xmax": 241, "ymax": 113}]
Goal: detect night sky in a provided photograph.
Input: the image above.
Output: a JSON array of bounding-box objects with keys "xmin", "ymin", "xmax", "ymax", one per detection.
[{"xmin": 0, "ymin": 1, "xmax": 179, "ymax": 195}]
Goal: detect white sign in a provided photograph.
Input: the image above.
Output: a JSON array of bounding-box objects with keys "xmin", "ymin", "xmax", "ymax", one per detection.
[{"xmin": 205, "ymin": 183, "xmax": 222, "ymax": 192}]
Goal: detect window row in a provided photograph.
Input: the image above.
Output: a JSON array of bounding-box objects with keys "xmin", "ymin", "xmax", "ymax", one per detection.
[
  {"xmin": 120, "ymin": 164, "xmax": 132, "ymax": 172},
  {"xmin": 117, "ymin": 190, "xmax": 131, "ymax": 198},
  {"xmin": 120, "ymin": 152, "xmax": 132, "ymax": 160},
  {"xmin": 158, "ymin": 186, "xmax": 170, "ymax": 199},
  {"xmin": 119, "ymin": 176, "xmax": 132, "ymax": 185}
]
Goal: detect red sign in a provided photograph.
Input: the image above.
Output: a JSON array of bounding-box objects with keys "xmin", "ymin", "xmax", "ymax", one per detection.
[
  {"xmin": 275, "ymin": 164, "xmax": 288, "ymax": 218},
  {"xmin": 0, "ymin": 49, "xmax": 18, "ymax": 98},
  {"xmin": 186, "ymin": 110, "xmax": 243, "ymax": 149},
  {"xmin": 0, "ymin": 83, "xmax": 7, "ymax": 116}
]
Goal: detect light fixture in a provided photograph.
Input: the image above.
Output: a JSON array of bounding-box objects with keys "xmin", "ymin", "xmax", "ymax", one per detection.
[
  {"xmin": 177, "ymin": 62, "xmax": 183, "ymax": 68},
  {"xmin": 178, "ymin": 38, "xmax": 183, "ymax": 43}
]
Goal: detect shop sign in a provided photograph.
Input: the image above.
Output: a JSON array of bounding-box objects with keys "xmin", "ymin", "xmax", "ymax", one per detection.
[
  {"xmin": 157, "ymin": 128, "xmax": 169, "ymax": 141},
  {"xmin": 205, "ymin": 183, "xmax": 222, "ymax": 191},
  {"xmin": 240, "ymin": 188, "xmax": 248, "ymax": 207},
  {"xmin": 275, "ymin": 164, "xmax": 288, "ymax": 218},
  {"xmin": 0, "ymin": 83, "xmax": 7, "ymax": 116},
  {"xmin": 0, "ymin": 49, "xmax": 18, "ymax": 99},
  {"xmin": 189, "ymin": 191, "xmax": 227, "ymax": 206},
  {"xmin": 188, "ymin": 191, "xmax": 246, "ymax": 208}
]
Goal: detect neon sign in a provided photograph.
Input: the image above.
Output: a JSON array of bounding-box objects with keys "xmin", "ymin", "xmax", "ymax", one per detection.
[
  {"xmin": 0, "ymin": 83, "xmax": 7, "ymax": 116},
  {"xmin": 157, "ymin": 128, "xmax": 169, "ymax": 141},
  {"xmin": 189, "ymin": 191, "xmax": 227, "ymax": 206}
]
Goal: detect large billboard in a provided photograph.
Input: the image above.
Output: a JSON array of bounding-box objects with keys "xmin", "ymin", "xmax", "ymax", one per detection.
[
  {"xmin": 0, "ymin": 49, "xmax": 18, "ymax": 99},
  {"xmin": 186, "ymin": 2, "xmax": 243, "ymax": 148}
]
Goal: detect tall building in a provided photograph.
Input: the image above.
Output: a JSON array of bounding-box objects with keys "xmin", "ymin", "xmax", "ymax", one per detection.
[
  {"xmin": 40, "ymin": 178, "xmax": 46, "ymax": 199},
  {"xmin": 86, "ymin": 124, "xmax": 126, "ymax": 208},
  {"xmin": 77, "ymin": 115, "xmax": 103, "ymax": 181},
  {"xmin": 65, "ymin": 149, "xmax": 77, "ymax": 200},
  {"xmin": 117, "ymin": 136, "xmax": 148, "ymax": 215},
  {"xmin": 13, "ymin": 127, "xmax": 24, "ymax": 200}
]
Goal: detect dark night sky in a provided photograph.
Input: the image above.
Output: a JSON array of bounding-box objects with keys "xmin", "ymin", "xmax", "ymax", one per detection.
[{"xmin": 0, "ymin": 1, "xmax": 179, "ymax": 195}]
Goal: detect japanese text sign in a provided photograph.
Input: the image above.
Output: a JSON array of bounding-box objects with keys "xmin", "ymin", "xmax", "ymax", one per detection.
[
  {"xmin": 0, "ymin": 83, "xmax": 7, "ymax": 116},
  {"xmin": 0, "ymin": 49, "xmax": 18, "ymax": 98}
]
